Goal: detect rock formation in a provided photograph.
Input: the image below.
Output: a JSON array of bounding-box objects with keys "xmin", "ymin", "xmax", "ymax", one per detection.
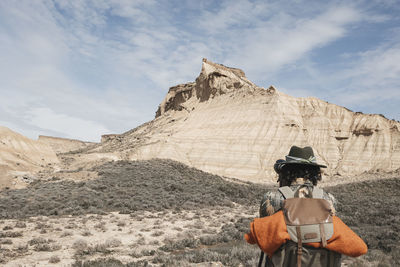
[
  {"xmin": 91, "ymin": 59, "xmax": 400, "ymax": 183},
  {"xmin": 0, "ymin": 126, "xmax": 59, "ymax": 188},
  {"xmin": 2, "ymin": 59, "xmax": 399, "ymax": 185}
]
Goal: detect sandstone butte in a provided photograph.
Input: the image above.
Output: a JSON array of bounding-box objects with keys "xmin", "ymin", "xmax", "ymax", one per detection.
[
  {"xmin": 85, "ymin": 58, "xmax": 400, "ymax": 183},
  {"xmin": 1, "ymin": 59, "xmax": 400, "ymax": 187}
]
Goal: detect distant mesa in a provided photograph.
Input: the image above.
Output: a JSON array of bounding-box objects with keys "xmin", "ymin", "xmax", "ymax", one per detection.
[{"xmin": 38, "ymin": 135, "xmax": 96, "ymax": 154}]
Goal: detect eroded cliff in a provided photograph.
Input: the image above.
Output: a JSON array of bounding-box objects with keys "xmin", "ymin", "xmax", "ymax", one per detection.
[{"xmin": 90, "ymin": 59, "xmax": 400, "ymax": 183}]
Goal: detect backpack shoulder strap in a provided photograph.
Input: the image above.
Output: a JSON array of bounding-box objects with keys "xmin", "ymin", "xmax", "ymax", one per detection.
[
  {"xmin": 278, "ymin": 186, "xmax": 294, "ymax": 199},
  {"xmin": 312, "ymin": 187, "xmax": 324, "ymax": 199}
]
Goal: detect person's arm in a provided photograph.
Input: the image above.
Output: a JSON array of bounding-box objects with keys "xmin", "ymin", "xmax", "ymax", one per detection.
[{"xmin": 323, "ymin": 191, "xmax": 338, "ymax": 215}]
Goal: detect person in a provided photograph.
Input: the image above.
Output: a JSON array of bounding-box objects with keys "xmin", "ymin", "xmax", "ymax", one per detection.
[
  {"xmin": 260, "ymin": 145, "xmax": 337, "ymax": 218},
  {"xmin": 254, "ymin": 146, "xmax": 342, "ymax": 266}
]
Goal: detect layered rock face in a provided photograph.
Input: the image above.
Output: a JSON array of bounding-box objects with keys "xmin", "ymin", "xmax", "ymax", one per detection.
[
  {"xmin": 0, "ymin": 127, "xmax": 59, "ymax": 188},
  {"xmin": 93, "ymin": 59, "xmax": 400, "ymax": 183}
]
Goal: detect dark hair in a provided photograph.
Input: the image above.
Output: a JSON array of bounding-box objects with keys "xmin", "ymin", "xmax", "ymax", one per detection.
[{"xmin": 277, "ymin": 164, "xmax": 322, "ymax": 187}]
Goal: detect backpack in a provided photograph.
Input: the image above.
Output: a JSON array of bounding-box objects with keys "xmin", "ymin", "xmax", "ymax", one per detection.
[{"xmin": 270, "ymin": 185, "xmax": 341, "ymax": 267}]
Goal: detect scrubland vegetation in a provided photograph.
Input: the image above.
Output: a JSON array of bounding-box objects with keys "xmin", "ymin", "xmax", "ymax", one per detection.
[
  {"xmin": 328, "ymin": 178, "xmax": 400, "ymax": 266},
  {"xmin": 0, "ymin": 159, "xmax": 398, "ymax": 266},
  {"xmin": 0, "ymin": 160, "xmax": 269, "ymax": 219}
]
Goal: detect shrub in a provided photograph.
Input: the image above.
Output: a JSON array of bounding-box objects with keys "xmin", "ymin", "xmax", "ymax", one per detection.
[
  {"xmin": 149, "ymin": 240, "xmax": 159, "ymax": 245},
  {"xmin": 49, "ymin": 255, "xmax": 61, "ymax": 263},
  {"xmin": 35, "ymin": 222, "xmax": 49, "ymax": 230},
  {"xmin": 141, "ymin": 249, "xmax": 156, "ymax": 256},
  {"xmin": 60, "ymin": 231, "xmax": 73, "ymax": 237},
  {"xmin": 153, "ymin": 241, "xmax": 259, "ymax": 267},
  {"xmin": 29, "ymin": 238, "xmax": 60, "ymax": 252},
  {"xmin": 94, "ymin": 222, "xmax": 107, "ymax": 232},
  {"xmin": 15, "ymin": 221, "xmax": 26, "ymax": 228},
  {"xmin": 151, "ymin": 231, "xmax": 164, "ymax": 237},
  {"xmin": 33, "ymin": 243, "xmax": 52, "ymax": 251},
  {"xmin": 105, "ymin": 238, "xmax": 122, "ymax": 248},
  {"xmin": 0, "ymin": 239, "xmax": 12, "ymax": 244},
  {"xmin": 117, "ymin": 221, "xmax": 126, "ymax": 227},
  {"xmin": 199, "ymin": 235, "xmax": 218, "ymax": 246},
  {"xmin": 28, "ymin": 237, "xmax": 47, "ymax": 246},
  {"xmin": 72, "ymin": 258, "xmax": 151, "ymax": 267},
  {"xmin": 160, "ymin": 237, "xmax": 200, "ymax": 252},
  {"xmin": 72, "ymin": 239, "xmax": 88, "ymax": 251},
  {"xmin": 92, "ymin": 243, "xmax": 111, "ymax": 254},
  {"xmin": 81, "ymin": 229, "xmax": 92, "ymax": 236},
  {"xmin": 0, "ymin": 231, "xmax": 23, "ymax": 238},
  {"xmin": 15, "ymin": 244, "xmax": 28, "ymax": 253}
]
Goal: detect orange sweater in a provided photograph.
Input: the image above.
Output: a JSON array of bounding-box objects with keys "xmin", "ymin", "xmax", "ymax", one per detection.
[{"xmin": 244, "ymin": 211, "xmax": 367, "ymax": 258}]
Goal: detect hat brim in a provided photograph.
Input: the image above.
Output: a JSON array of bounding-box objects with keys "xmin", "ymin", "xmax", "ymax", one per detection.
[{"xmin": 281, "ymin": 161, "xmax": 327, "ymax": 168}]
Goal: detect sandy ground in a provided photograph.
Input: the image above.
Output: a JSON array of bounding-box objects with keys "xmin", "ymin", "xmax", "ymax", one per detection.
[
  {"xmin": 0, "ymin": 205, "xmax": 257, "ymax": 266},
  {"xmin": 0, "ymin": 207, "xmax": 380, "ymax": 267}
]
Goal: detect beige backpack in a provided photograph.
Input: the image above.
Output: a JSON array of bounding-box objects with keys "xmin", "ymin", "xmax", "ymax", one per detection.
[{"xmin": 273, "ymin": 186, "xmax": 340, "ymax": 267}]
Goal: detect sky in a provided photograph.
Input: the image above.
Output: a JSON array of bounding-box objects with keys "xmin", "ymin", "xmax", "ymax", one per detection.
[{"xmin": 0, "ymin": 0, "xmax": 399, "ymax": 142}]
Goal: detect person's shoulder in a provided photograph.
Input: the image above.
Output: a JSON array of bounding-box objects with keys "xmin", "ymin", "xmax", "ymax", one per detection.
[
  {"xmin": 260, "ymin": 189, "xmax": 284, "ymax": 217},
  {"xmin": 319, "ymin": 187, "xmax": 338, "ymax": 214},
  {"xmin": 261, "ymin": 190, "xmax": 281, "ymax": 200},
  {"xmin": 261, "ymin": 189, "xmax": 284, "ymax": 206},
  {"xmin": 321, "ymin": 188, "xmax": 337, "ymax": 202}
]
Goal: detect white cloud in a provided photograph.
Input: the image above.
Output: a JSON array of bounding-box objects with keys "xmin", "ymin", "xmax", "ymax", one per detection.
[
  {"xmin": 221, "ymin": 5, "xmax": 363, "ymax": 77},
  {"xmin": 329, "ymin": 41, "xmax": 400, "ymax": 110},
  {"xmin": 197, "ymin": 0, "xmax": 269, "ymax": 34},
  {"xmin": 108, "ymin": 0, "xmax": 156, "ymax": 21},
  {"xmin": 273, "ymin": 27, "xmax": 400, "ymax": 119},
  {"xmin": 351, "ymin": 45, "xmax": 400, "ymax": 87},
  {"xmin": 0, "ymin": 0, "xmax": 398, "ymax": 141}
]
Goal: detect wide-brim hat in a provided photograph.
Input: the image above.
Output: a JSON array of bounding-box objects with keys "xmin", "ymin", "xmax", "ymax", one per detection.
[{"xmin": 274, "ymin": 146, "xmax": 327, "ymax": 173}]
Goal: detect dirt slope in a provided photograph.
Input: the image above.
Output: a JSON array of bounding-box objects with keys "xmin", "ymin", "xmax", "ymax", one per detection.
[{"xmin": 0, "ymin": 126, "xmax": 59, "ymax": 189}]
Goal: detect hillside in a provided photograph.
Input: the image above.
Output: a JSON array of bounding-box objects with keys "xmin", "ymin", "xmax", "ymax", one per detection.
[
  {"xmin": 0, "ymin": 126, "xmax": 59, "ymax": 189},
  {"xmin": 83, "ymin": 59, "xmax": 400, "ymax": 183},
  {"xmin": 0, "ymin": 159, "xmax": 268, "ymax": 219}
]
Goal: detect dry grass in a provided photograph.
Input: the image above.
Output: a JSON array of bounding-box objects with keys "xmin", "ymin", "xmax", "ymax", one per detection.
[{"xmin": 0, "ymin": 159, "xmax": 398, "ymax": 266}]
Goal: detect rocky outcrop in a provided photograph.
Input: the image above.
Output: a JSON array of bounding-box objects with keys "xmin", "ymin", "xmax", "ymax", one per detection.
[
  {"xmin": 86, "ymin": 59, "xmax": 400, "ymax": 183},
  {"xmin": 0, "ymin": 127, "xmax": 59, "ymax": 188},
  {"xmin": 155, "ymin": 58, "xmax": 260, "ymax": 117},
  {"xmin": 101, "ymin": 134, "xmax": 121, "ymax": 143}
]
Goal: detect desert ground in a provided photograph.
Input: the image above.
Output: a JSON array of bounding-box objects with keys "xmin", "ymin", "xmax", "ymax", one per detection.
[{"xmin": 0, "ymin": 159, "xmax": 399, "ymax": 266}]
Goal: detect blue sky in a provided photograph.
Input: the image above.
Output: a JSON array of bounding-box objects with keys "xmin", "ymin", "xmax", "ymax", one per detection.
[{"xmin": 0, "ymin": 0, "xmax": 399, "ymax": 142}]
